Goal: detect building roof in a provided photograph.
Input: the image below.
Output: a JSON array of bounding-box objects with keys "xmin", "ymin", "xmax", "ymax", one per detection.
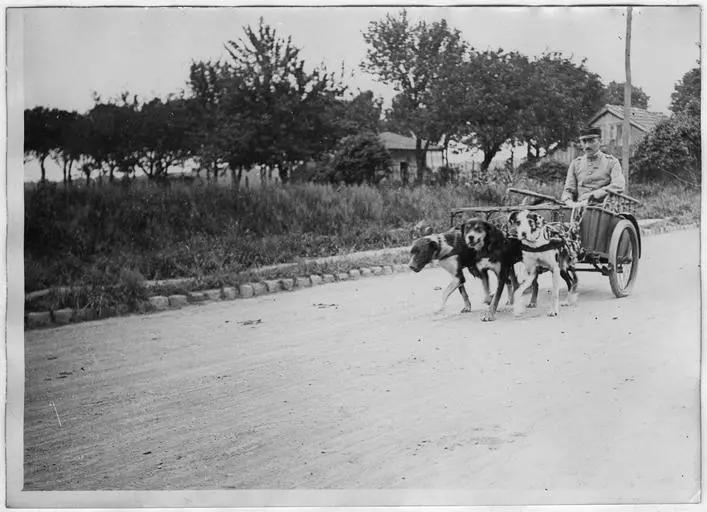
[
  {"xmin": 589, "ymin": 104, "xmax": 668, "ymax": 133},
  {"xmin": 379, "ymin": 131, "xmax": 443, "ymax": 151}
]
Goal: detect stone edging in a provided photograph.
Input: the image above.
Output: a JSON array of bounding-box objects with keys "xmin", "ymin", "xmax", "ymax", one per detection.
[{"xmin": 24, "ymin": 223, "xmax": 699, "ymax": 329}]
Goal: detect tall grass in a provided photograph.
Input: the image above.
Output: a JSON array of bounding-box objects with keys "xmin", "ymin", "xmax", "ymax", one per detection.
[{"xmin": 25, "ymin": 178, "xmax": 699, "ymax": 291}]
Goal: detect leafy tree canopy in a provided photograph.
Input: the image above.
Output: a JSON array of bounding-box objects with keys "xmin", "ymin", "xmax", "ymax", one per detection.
[
  {"xmin": 670, "ymin": 66, "xmax": 700, "ymax": 117},
  {"xmin": 362, "ymin": 10, "xmax": 468, "ymax": 181},
  {"xmin": 602, "ymin": 81, "xmax": 650, "ymax": 109}
]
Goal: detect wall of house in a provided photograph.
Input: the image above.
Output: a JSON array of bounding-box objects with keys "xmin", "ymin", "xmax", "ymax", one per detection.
[
  {"xmin": 592, "ymin": 113, "xmax": 647, "ymax": 153},
  {"xmin": 388, "ymin": 148, "xmax": 444, "ymax": 182}
]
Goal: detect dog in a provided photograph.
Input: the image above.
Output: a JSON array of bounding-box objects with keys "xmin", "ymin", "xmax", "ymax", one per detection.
[
  {"xmin": 508, "ymin": 210, "xmax": 578, "ymax": 317},
  {"xmin": 408, "ymin": 226, "xmax": 483, "ymax": 313},
  {"xmin": 461, "ymin": 218, "xmax": 539, "ymax": 321}
]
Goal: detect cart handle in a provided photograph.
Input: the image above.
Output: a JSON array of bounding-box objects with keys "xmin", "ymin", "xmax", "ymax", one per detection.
[
  {"xmin": 605, "ymin": 189, "xmax": 642, "ymax": 205},
  {"xmin": 506, "ymin": 187, "xmax": 565, "ymax": 206}
]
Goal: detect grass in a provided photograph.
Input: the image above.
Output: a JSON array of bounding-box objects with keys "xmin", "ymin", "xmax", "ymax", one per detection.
[{"xmin": 24, "ymin": 177, "xmax": 699, "ymax": 314}]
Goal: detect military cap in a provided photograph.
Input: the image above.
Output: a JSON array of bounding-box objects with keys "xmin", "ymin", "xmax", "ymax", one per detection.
[{"xmin": 579, "ymin": 127, "xmax": 602, "ymax": 139}]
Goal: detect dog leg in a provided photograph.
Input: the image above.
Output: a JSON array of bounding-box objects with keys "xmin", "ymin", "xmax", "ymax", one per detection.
[
  {"xmin": 483, "ymin": 268, "xmax": 509, "ymax": 322},
  {"xmin": 506, "ymin": 267, "xmax": 520, "ymax": 306},
  {"xmin": 437, "ymin": 277, "xmax": 461, "ymax": 313},
  {"xmin": 563, "ymin": 268, "xmax": 579, "ymax": 306},
  {"xmin": 548, "ymin": 267, "xmax": 562, "ymax": 316},
  {"xmin": 528, "ymin": 274, "xmax": 539, "ymax": 308},
  {"xmin": 513, "ymin": 268, "xmax": 536, "ymax": 317},
  {"xmin": 480, "ymin": 270, "xmax": 493, "ymax": 305},
  {"xmin": 458, "ymin": 284, "xmax": 472, "ymax": 313}
]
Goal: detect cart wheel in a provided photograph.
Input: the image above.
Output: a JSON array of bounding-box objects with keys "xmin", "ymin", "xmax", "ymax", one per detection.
[{"xmin": 608, "ymin": 219, "xmax": 640, "ymax": 297}]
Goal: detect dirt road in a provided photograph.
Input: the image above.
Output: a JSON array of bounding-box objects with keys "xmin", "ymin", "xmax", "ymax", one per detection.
[{"xmin": 22, "ymin": 229, "xmax": 700, "ymax": 504}]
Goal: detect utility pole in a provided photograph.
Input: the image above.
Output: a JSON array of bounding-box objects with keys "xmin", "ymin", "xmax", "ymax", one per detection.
[{"xmin": 622, "ymin": 7, "xmax": 633, "ymax": 192}]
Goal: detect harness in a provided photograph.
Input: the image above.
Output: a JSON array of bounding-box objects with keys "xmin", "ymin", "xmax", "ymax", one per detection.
[
  {"xmin": 520, "ymin": 238, "xmax": 566, "ymax": 252},
  {"xmin": 434, "ymin": 234, "xmax": 454, "ymax": 260}
]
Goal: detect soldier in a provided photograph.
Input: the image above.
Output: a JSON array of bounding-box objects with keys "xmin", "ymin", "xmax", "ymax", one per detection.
[{"xmin": 561, "ymin": 127, "xmax": 625, "ymax": 205}]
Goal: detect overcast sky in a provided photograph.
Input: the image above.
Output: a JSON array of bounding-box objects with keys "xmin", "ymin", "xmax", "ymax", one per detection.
[{"xmin": 17, "ymin": 5, "xmax": 701, "ymax": 115}]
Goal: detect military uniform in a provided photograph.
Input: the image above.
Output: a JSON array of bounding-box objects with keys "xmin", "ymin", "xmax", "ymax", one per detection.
[{"xmin": 561, "ymin": 151, "xmax": 625, "ymax": 203}]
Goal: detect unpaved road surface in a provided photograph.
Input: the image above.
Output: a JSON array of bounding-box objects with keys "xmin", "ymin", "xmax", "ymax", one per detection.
[{"xmin": 23, "ymin": 229, "xmax": 700, "ymax": 503}]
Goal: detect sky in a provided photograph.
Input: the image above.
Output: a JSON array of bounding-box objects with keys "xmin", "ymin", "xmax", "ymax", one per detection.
[{"xmin": 11, "ymin": 4, "xmax": 702, "ymax": 180}]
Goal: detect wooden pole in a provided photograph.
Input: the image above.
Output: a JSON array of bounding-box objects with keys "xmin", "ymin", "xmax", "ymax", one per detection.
[{"xmin": 622, "ymin": 7, "xmax": 633, "ymax": 192}]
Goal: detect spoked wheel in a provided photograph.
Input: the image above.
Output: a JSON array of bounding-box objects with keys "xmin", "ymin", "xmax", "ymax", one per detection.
[{"xmin": 608, "ymin": 219, "xmax": 640, "ymax": 297}]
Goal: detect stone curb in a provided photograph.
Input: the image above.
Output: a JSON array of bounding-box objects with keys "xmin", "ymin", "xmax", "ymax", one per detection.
[{"xmin": 23, "ymin": 222, "xmax": 699, "ymax": 330}]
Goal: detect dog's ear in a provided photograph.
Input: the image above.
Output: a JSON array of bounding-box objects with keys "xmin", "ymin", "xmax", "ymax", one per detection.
[
  {"xmin": 422, "ymin": 226, "xmax": 433, "ymax": 236},
  {"xmin": 508, "ymin": 211, "xmax": 518, "ymax": 225},
  {"xmin": 527, "ymin": 212, "xmax": 544, "ymax": 231}
]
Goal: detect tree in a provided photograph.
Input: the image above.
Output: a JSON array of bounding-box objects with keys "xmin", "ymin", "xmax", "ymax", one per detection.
[
  {"xmin": 185, "ymin": 60, "xmax": 234, "ymax": 181},
  {"xmin": 632, "ymin": 66, "xmax": 700, "ymax": 186},
  {"xmin": 83, "ymin": 96, "xmax": 140, "ymax": 182},
  {"xmin": 331, "ymin": 132, "xmax": 392, "ymax": 184},
  {"xmin": 631, "ymin": 114, "xmax": 700, "ymax": 186},
  {"xmin": 602, "ymin": 81, "xmax": 649, "ymax": 109},
  {"xmin": 362, "ymin": 10, "xmax": 468, "ymax": 183},
  {"xmin": 457, "ymin": 49, "xmax": 534, "ymax": 171},
  {"xmin": 24, "ymin": 106, "xmax": 61, "ymax": 182},
  {"xmin": 51, "ymin": 110, "xmax": 84, "ymax": 184},
  {"xmin": 670, "ymin": 67, "xmax": 700, "ymax": 117},
  {"xmin": 334, "ymin": 90, "xmax": 383, "ymax": 135},
  {"xmin": 520, "ymin": 52, "xmax": 605, "ymax": 160},
  {"xmin": 221, "ymin": 18, "xmax": 347, "ymax": 182},
  {"xmin": 132, "ymin": 97, "xmax": 191, "ymax": 181}
]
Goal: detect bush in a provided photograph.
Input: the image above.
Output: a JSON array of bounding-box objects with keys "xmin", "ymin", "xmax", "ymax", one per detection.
[
  {"xmin": 331, "ymin": 132, "xmax": 392, "ymax": 184},
  {"xmin": 516, "ymin": 159, "xmax": 568, "ymax": 182},
  {"xmin": 631, "ymin": 114, "xmax": 701, "ymax": 187}
]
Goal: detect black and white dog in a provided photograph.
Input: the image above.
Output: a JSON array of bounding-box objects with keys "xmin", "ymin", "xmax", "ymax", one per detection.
[
  {"xmin": 508, "ymin": 210, "xmax": 578, "ymax": 317},
  {"xmin": 461, "ymin": 218, "xmax": 539, "ymax": 321},
  {"xmin": 408, "ymin": 226, "xmax": 488, "ymax": 313}
]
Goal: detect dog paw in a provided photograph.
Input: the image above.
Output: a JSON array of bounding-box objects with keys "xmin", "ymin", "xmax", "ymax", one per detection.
[
  {"xmin": 546, "ymin": 310, "xmax": 558, "ymax": 317},
  {"xmin": 560, "ymin": 301, "xmax": 570, "ymax": 307},
  {"xmin": 460, "ymin": 306, "xmax": 472, "ymax": 313},
  {"xmin": 481, "ymin": 312, "xmax": 496, "ymax": 322},
  {"xmin": 483, "ymin": 294, "xmax": 494, "ymax": 305},
  {"xmin": 527, "ymin": 301, "xmax": 537, "ymax": 308}
]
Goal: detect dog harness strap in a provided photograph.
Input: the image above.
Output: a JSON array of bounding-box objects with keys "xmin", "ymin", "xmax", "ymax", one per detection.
[{"xmin": 521, "ymin": 238, "xmax": 566, "ymax": 252}]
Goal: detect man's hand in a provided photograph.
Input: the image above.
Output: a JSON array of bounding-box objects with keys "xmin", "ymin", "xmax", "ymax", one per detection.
[{"xmin": 588, "ymin": 189, "xmax": 608, "ymax": 201}]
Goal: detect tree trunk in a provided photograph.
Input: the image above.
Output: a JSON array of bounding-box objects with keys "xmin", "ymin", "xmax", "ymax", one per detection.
[
  {"xmin": 414, "ymin": 138, "xmax": 427, "ymax": 184},
  {"xmin": 480, "ymin": 143, "xmax": 502, "ymax": 172},
  {"xmin": 280, "ymin": 162, "xmax": 289, "ymax": 184},
  {"xmin": 39, "ymin": 155, "xmax": 47, "ymax": 183}
]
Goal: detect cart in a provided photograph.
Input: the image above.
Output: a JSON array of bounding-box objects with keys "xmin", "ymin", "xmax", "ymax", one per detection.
[{"xmin": 450, "ymin": 187, "xmax": 643, "ymax": 298}]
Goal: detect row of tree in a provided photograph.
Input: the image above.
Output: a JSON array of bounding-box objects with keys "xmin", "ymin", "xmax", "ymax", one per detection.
[{"xmin": 25, "ymin": 12, "xmax": 663, "ymax": 186}]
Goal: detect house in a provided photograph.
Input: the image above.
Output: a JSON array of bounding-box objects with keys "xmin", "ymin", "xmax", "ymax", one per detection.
[
  {"xmin": 588, "ymin": 104, "xmax": 668, "ymax": 157},
  {"xmin": 379, "ymin": 131, "xmax": 444, "ymax": 183},
  {"xmin": 541, "ymin": 104, "xmax": 668, "ymax": 165}
]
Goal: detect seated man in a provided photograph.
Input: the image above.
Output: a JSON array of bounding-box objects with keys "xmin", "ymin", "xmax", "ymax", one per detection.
[{"xmin": 561, "ymin": 127, "xmax": 625, "ymax": 206}]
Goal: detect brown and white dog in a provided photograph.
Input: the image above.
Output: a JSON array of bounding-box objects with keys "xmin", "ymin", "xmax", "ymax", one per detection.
[
  {"xmin": 408, "ymin": 226, "xmax": 483, "ymax": 313},
  {"xmin": 508, "ymin": 210, "xmax": 578, "ymax": 317},
  {"xmin": 461, "ymin": 218, "xmax": 539, "ymax": 321}
]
